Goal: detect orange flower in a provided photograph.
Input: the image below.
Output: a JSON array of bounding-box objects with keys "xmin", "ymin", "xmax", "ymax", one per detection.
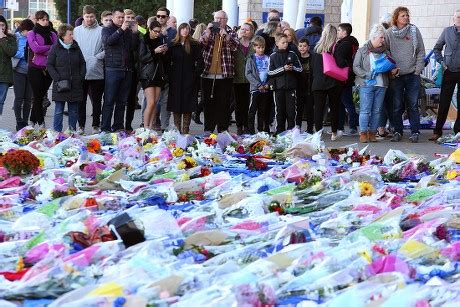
[
  {"xmin": 87, "ymin": 139, "xmax": 102, "ymax": 154},
  {"xmin": 2, "ymin": 150, "xmax": 40, "ymax": 175}
]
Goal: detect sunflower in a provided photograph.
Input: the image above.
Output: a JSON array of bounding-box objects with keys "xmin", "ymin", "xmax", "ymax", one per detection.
[
  {"xmin": 446, "ymin": 170, "xmax": 457, "ymax": 180},
  {"xmin": 173, "ymin": 147, "xmax": 184, "ymax": 158},
  {"xmin": 359, "ymin": 181, "xmax": 375, "ymax": 196}
]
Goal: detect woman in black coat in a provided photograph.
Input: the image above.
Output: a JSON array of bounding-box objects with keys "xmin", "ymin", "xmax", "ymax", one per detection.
[
  {"xmin": 167, "ymin": 23, "xmax": 203, "ymax": 134},
  {"xmin": 47, "ymin": 24, "xmax": 86, "ymax": 132}
]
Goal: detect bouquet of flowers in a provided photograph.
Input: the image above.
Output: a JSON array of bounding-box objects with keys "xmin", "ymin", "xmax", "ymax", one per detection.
[
  {"xmin": 328, "ymin": 147, "xmax": 371, "ymax": 166},
  {"xmin": 86, "ymin": 139, "xmax": 102, "ymax": 154},
  {"xmin": 177, "ymin": 157, "xmax": 198, "ymax": 170},
  {"xmin": 14, "ymin": 127, "xmax": 46, "ymax": 145},
  {"xmin": 0, "ymin": 149, "xmax": 40, "ymax": 175},
  {"xmin": 246, "ymin": 156, "xmax": 268, "ymax": 171},
  {"xmin": 382, "ymin": 159, "xmax": 431, "ymax": 182}
]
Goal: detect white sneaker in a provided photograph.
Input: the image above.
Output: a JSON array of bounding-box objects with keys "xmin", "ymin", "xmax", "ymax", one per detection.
[
  {"xmin": 331, "ymin": 130, "xmax": 343, "ymax": 141},
  {"xmin": 91, "ymin": 126, "xmax": 100, "ymax": 134},
  {"xmin": 77, "ymin": 127, "xmax": 85, "ymax": 135}
]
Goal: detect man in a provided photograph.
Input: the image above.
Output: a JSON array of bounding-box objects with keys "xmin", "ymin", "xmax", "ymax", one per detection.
[
  {"xmin": 154, "ymin": 7, "xmax": 177, "ymax": 131},
  {"xmin": 73, "ymin": 5, "xmax": 105, "ymax": 135},
  {"xmin": 430, "ymin": 10, "xmax": 460, "ymax": 141},
  {"xmin": 101, "ymin": 11, "xmax": 112, "ymax": 27},
  {"xmin": 335, "ymin": 23, "xmax": 359, "ymax": 136},
  {"xmin": 256, "ymin": 9, "xmax": 280, "ymax": 36},
  {"xmin": 200, "ymin": 10, "xmax": 239, "ymax": 133},
  {"xmin": 167, "ymin": 16, "xmax": 177, "ymax": 29},
  {"xmin": 101, "ymin": 8, "xmax": 139, "ymax": 132},
  {"xmin": 295, "ymin": 16, "xmax": 323, "ymax": 50},
  {"xmin": 123, "ymin": 9, "xmax": 141, "ymax": 131}
]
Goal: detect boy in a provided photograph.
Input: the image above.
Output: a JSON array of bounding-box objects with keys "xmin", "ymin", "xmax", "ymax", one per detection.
[
  {"xmin": 245, "ymin": 36, "xmax": 271, "ymax": 134},
  {"xmin": 297, "ymin": 38, "xmax": 314, "ymax": 133},
  {"xmin": 268, "ymin": 33, "xmax": 302, "ymax": 135}
]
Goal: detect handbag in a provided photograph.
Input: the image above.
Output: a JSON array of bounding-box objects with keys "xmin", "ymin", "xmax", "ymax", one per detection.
[
  {"xmin": 56, "ymin": 79, "xmax": 71, "ymax": 92},
  {"xmin": 322, "ymin": 44, "xmax": 349, "ymax": 82}
]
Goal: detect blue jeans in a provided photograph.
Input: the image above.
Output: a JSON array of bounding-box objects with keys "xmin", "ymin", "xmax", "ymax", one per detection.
[
  {"xmin": 0, "ymin": 82, "xmax": 10, "ymax": 115},
  {"xmin": 338, "ymin": 86, "xmax": 359, "ymax": 130},
  {"xmin": 54, "ymin": 101, "xmax": 78, "ymax": 132},
  {"xmin": 390, "ymin": 73, "xmax": 421, "ymax": 134},
  {"xmin": 359, "ymin": 86, "xmax": 386, "ymax": 133},
  {"xmin": 101, "ymin": 70, "xmax": 132, "ymax": 132}
]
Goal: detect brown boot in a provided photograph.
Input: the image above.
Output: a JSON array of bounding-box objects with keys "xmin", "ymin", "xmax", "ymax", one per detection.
[
  {"xmin": 182, "ymin": 113, "xmax": 192, "ymax": 134},
  {"xmin": 368, "ymin": 132, "xmax": 377, "ymax": 142},
  {"xmin": 173, "ymin": 113, "xmax": 182, "ymax": 133},
  {"xmin": 359, "ymin": 132, "xmax": 368, "ymax": 143}
]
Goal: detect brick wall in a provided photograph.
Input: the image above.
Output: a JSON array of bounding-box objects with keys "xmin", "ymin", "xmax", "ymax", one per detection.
[
  {"xmin": 377, "ymin": 0, "xmax": 457, "ymax": 51},
  {"xmin": 238, "ymin": 0, "xmax": 342, "ymax": 29}
]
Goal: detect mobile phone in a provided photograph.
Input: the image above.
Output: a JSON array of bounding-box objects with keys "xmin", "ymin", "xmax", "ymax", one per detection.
[{"xmin": 211, "ymin": 22, "xmax": 220, "ymax": 34}]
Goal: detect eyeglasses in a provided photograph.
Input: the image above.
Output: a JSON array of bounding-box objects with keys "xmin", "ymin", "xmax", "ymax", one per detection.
[
  {"xmin": 152, "ymin": 29, "xmax": 161, "ymax": 33},
  {"xmin": 156, "ymin": 15, "xmax": 168, "ymax": 19}
]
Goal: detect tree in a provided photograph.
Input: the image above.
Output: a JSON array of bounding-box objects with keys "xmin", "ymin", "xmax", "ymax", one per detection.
[{"xmin": 55, "ymin": 0, "xmax": 221, "ymax": 25}]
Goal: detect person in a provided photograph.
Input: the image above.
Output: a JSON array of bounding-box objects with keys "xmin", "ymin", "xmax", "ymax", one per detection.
[
  {"xmin": 123, "ymin": 9, "xmax": 141, "ymax": 132},
  {"xmin": 27, "ymin": 10, "xmax": 57, "ymax": 129},
  {"xmin": 47, "ymin": 24, "xmax": 86, "ymax": 132},
  {"xmin": 74, "ymin": 5, "xmax": 105, "ymax": 134},
  {"xmin": 297, "ymin": 38, "xmax": 314, "ymax": 133},
  {"xmin": 167, "ymin": 16, "xmax": 177, "ymax": 30},
  {"xmin": 429, "ymin": 10, "xmax": 460, "ymax": 141},
  {"xmin": 136, "ymin": 15, "xmax": 147, "ymax": 35},
  {"xmin": 245, "ymin": 35, "xmax": 271, "ymax": 134},
  {"xmin": 233, "ymin": 22, "xmax": 255, "ymax": 135},
  {"xmin": 0, "ymin": 15, "xmax": 17, "ymax": 122},
  {"xmin": 155, "ymin": 7, "xmax": 178, "ymax": 132},
  {"xmin": 385, "ymin": 6, "xmax": 425, "ymax": 143},
  {"xmin": 167, "ymin": 23, "xmax": 203, "ymax": 134},
  {"xmin": 256, "ymin": 9, "xmax": 280, "ymax": 36},
  {"xmin": 200, "ymin": 10, "xmax": 239, "ymax": 133},
  {"xmin": 260, "ymin": 21, "xmax": 281, "ymax": 56},
  {"xmin": 101, "ymin": 8, "xmax": 139, "ymax": 132},
  {"xmin": 284, "ymin": 27, "xmax": 299, "ymax": 46},
  {"xmin": 189, "ymin": 18, "xmax": 199, "ymax": 35},
  {"xmin": 353, "ymin": 24, "xmax": 393, "ymax": 143},
  {"xmin": 191, "ymin": 22, "xmax": 207, "ymax": 124},
  {"xmin": 101, "ymin": 11, "xmax": 112, "ymax": 27},
  {"xmin": 139, "ymin": 20, "xmax": 167, "ymax": 130},
  {"xmin": 74, "ymin": 17, "xmax": 83, "ymax": 27},
  {"xmin": 310, "ymin": 24, "xmax": 344, "ymax": 141},
  {"xmin": 295, "ymin": 16, "xmax": 323, "ymax": 50},
  {"xmin": 12, "ymin": 19, "xmax": 34, "ymax": 131},
  {"xmin": 335, "ymin": 23, "xmax": 360, "ymax": 135},
  {"xmin": 268, "ymin": 33, "xmax": 302, "ymax": 135}
]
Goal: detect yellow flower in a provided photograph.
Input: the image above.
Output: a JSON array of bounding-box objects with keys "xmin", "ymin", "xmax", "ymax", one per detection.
[
  {"xmin": 177, "ymin": 161, "xmax": 186, "ymax": 170},
  {"xmin": 173, "ymin": 147, "xmax": 184, "ymax": 157},
  {"xmin": 210, "ymin": 134, "xmax": 217, "ymax": 139},
  {"xmin": 359, "ymin": 181, "xmax": 375, "ymax": 196},
  {"xmin": 149, "ymin": 157, "xmax": 159, "ymax": 163},
  {"xmin": 446, "ymin": 170, "xmax": 457, "ymax": 180},
  {"xmin": 38, "ymin": 157, "xmax": 45, "ymax": 168},
  {"xmin": 144, "ymin": 143, "xmax": 153, "ymax": 150},
  {"xmin": 180, "ymin": 173, "xmax": 190, "ymax": 181}
]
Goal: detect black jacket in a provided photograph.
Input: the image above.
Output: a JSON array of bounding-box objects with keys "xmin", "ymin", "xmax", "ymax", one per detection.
[
  {"xmin": 47, "ymin": 40, "xmax": 86, "ymax": 102},
  {"xmin": 138, "ymin": 34, "xmax": 167, "ymax": 81},
  {"xmin": 167, "ymin": 41, "xmax": 203, "ymax": 113},
  {"xmin": 311, "ymin": 51, "xmax": 340, "ymax": 91},
  {"xmin": 268, "ymin": 48, "xmax": 302, "ymax": 90},
  {"xmin": 295, "ymin": 25, "xmax": 322, "ymax": 50},
  {"xmin": 101, "ymin": 23, "xmax": 139, "ymax": 70},
  {"xmin": 260, "ymin": 32, "xmax": 276, "ymax": 56},
  {"xmin": 334, "ymin": 35, "xmax": 359, "ymax": 86}
]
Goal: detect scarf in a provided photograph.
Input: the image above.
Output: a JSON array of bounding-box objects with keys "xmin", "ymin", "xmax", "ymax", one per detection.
[
  {"xmin": 366, "ymin": 40, "xmax": 386, "ymax": 54},
  {"xmin": 33, "ymin": 23, "xmax": 53, "ymax": 45},
  {"xmin": 59, "ymin": 39, "xmax": 72, "ymax": 50},
  {"xmin": 391, "ymin": 23, "xmax": 417, "ymax": 56}
]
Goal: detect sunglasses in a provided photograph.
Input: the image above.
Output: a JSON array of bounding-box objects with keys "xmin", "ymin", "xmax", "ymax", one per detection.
[
  {"xmin": 156, "ymin": 15, "xmax": 168, "ymax": 19},
  {"xmin": 152, "ymin": 29, "xmax": 161, "ymax": 33}
]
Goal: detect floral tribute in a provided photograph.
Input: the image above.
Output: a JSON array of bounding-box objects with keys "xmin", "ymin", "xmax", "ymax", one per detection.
[
  {"xmin": 86, "ymin": 139, "xmax": 102, "ymax": 154},
  {"xmin": 0, "ymin": 149, "xmax": 40, "ymax": 175}
]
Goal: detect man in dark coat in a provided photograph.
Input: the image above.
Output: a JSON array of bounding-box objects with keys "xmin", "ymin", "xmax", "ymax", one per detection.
[{"xmin": 295, "ymin": 16, "xmax": 323, "ymax": 50}]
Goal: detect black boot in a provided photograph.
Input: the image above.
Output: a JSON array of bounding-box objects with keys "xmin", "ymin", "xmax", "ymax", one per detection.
[{"xmin": 193, "ymin": 112, "xmax": 202, "ymax": 125}]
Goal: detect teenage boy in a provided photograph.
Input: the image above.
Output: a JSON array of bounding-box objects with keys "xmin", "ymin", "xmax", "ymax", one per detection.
[
  {"xmin": 245, "ymin": 36, "xmax": 271, "ymax": 134},
  {"xmin": 268, "ymin": 33, "xmax": 302, "ymax": 135},
  {"xmin": 297, "ymin": 38, "xmax": 314, "ymax": 133}
]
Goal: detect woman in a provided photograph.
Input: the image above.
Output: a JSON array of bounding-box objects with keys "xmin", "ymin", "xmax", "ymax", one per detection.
[
  {"xmin": 192, "ymin": 23, "xmax": 206, "ymax": 40},
  {"xmin": 191, "ymin": 22, "xmax": 207, "ymax": 124},
  {"xmin": 385, "ymin": 6, "xmax": 425, "ymax": 143},
  {"xmin": 167, "ymin": 23, "xmax": 203, "ymax": 134},
  {"xmin": 12, "ymin": 19, "xmax": 34, "ymax": 131},
  {"xmin": 284, "ymin": 27, "xmax": 300, "ymax": 58},
  {"xmin": 261, "ymin": 21, "xmax": 281, "ymax": 56},
  {"xmin": 311, "ymin": 24, "xmax": 344, "ymax": 141},
  {"xmin": 233, "ymin": 22, "xmax": 254, "ymax": 135},
  {"xmin": 27, "ymin": 10, "xmax": 57, "ymax": 128},
  {"xmin": 0, "ymin": 15, "xmax": 17, "ymax": 122},
  {"xmin": 139, "ymin": 20, "xmax": 167, "ymax": 130},
  {"xmin": 353, "ymin": 24, "xmax": 393, "ymax": 143},
  {"xmin": 47, "ymin": 24, "xmax": 86, "ymax": 132}
]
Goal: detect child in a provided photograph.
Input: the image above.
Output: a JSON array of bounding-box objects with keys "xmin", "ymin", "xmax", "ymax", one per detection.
[
  {"xmin": 297, "ymin": 38, "xmax": 314, "ymax": 133},
  {"xmin": 268, "ymin": 33, "xmax": 302, "ymax": 135},
  {"xmin": 245, "ymin": 36, "xmax": 271, "ymax": 134}
]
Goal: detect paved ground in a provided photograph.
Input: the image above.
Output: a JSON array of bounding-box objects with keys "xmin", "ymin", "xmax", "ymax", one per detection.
[{"xmin": 0, "ymin": 87, "xmax": 456, "ymax": 160}]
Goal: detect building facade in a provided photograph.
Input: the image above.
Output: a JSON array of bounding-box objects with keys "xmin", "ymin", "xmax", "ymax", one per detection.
[{"xmin": 28, "ymin": 0, "xmax": 57, "ymax": 20}]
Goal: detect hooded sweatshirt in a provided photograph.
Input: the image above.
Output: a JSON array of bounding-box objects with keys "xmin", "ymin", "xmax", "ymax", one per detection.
[{"xmin": 73, "ymin": 21, "xmax": 104, "ymax": 80}]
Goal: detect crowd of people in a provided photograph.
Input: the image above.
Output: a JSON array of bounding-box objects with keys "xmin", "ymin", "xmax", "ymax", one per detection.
[{"xmin": 0, "ymin": 6, "xmax": 458, "ymax": 143}]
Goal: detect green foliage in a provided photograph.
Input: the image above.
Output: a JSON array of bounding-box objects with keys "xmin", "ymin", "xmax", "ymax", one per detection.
[{"xmin": 55, "ymin": 0, "xmax": 221, "ymax": 25}]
